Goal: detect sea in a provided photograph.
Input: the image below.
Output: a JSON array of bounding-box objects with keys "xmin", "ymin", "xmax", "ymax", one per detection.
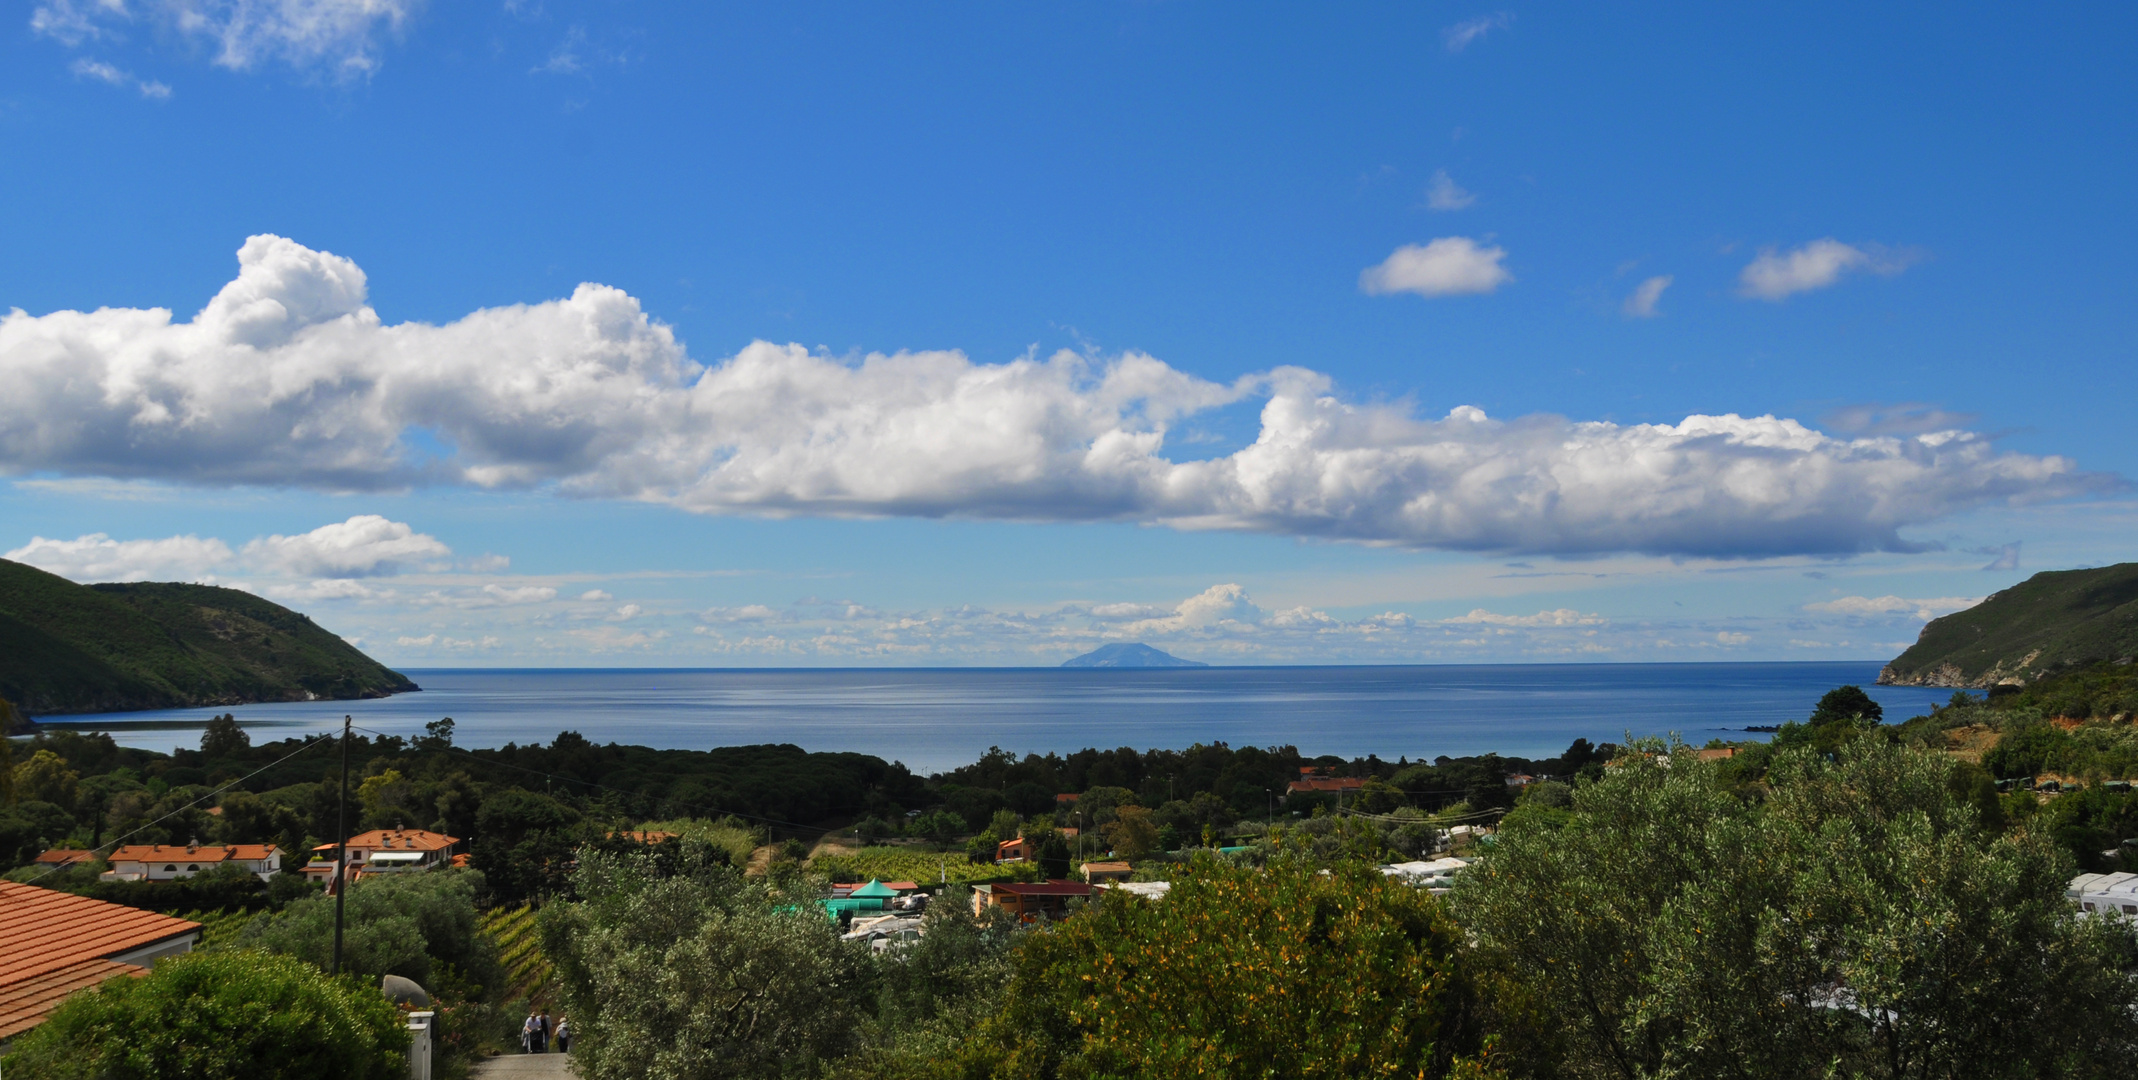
[{"xmin": 30, "ymin": 663, "xmax": 1957, "ymax": 775}]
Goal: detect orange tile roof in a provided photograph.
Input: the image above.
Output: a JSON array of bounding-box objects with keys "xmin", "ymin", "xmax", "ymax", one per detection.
[
  {"xmin": 0, "ymin": 883, "xmax": 199, "ymax": 993},
  {"xmin": 0, "ymin": 958, "xmax": 146, "ymax": 1041},
  {"xmin": 105, "ymin": 844, "xmax": 278, "ymax": 865},
  {"xmin": 33, "ymin": 850, "xmax": 96, "ymax": 866},
  {"xmin": 309, "ymin": 828, "xmax": 459, "ymax": 853}
]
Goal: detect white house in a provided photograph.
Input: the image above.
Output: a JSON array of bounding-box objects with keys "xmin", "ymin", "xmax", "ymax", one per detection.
[
  {"xmin": 303, "ymin": 828, "xmax": 462, "ymax": 884},
  {"xmin": 100, "ymin": 843, "xmax": 281, "ymax": 883}
]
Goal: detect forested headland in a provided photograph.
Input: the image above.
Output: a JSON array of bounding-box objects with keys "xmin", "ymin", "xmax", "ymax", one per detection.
[{"xmin": 0, "ymin": 557, "xmax": 416, "ymax": 717}]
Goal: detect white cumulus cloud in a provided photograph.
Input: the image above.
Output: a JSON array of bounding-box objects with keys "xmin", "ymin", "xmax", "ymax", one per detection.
[
  {"xmin": 579, "ymin": 589, "xmax": 612, "ymax": 601},
  {"xmin": 1738, "ymin": 238, "xmax": 1920, "ymax": 301},
  {"xmin": 240, "ymin": 514, "xmax": 449, "ymax": 577},
  {"xmin": 1804, "ymin": 595, "xmax": 1983, "ymax": 620},
  {"xmin": 1443, "ymin": 608, "xmax": 1605, "ymax": 627},
  {"xmin": 5, "ymin": 532, "xmax": 232, "ymax": 582},
  {"xmin": 1359, "ymin": 237, "xmax": 1512, "ymax": 298},
  {"xmin": 480, "ymin": 584, "xmax": 557, "ymax": 605},
  {"xmin": 266, "ymin": 578, "xmax": 397, "ymax": 602},
  {"xmin": 702, "ymin": 604, "xmax": 783, "ymax": 623},
  {"xmin": 0, "ymin": 236, "xmax": 2105, "ymax": 560},
  {"xmin": 1122, "ymin": 583, "xmax": 1265, "ymax": 635},
  {"xmin": 1622, "ymin": 274, "xmax": 1671, "ymax": 318}
]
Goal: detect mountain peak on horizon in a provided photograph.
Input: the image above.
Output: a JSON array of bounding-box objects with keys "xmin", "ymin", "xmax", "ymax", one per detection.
[{"xmin": 1060, "ymin": 642, "xmax": 1208, "ymax": 669}]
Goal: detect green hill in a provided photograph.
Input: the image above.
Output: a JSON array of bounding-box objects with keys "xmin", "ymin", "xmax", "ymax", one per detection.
[
  {"xmin": 0, "ymin": 558, "xmax": 417, "ymax": 718},
  {"xmin": 1878, "ymin": 562, "xmax": 2138, "ymax": 688}
]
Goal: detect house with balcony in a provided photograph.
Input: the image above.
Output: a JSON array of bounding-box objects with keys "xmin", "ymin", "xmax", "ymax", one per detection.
[{"xmin": 303, "ymin": 828, "xmax": 461, "ymax": 885}]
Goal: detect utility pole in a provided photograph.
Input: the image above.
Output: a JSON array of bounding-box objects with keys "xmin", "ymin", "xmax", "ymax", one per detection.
[{"xmin": 332, "ymin": 715, "xmax": 351, "ymax": 977}]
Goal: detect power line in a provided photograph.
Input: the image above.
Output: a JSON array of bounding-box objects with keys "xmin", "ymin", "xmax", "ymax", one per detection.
[{"xmin": 12, "ymin": 729, "xmax": 339, "ymax": 890}]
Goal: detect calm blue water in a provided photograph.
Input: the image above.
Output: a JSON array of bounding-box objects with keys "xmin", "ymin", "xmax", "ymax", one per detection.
[{"xmin": 31, "ymin": 664, "xmax": 1955, "ymax": 775}]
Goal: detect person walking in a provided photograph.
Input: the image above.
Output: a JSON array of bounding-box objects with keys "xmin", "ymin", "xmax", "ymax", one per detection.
[
  {"xmin": 520, "ymin": 1012, "xmax": 537, "ymax": 1054},
  {"xmin": 555, "ymin": 1015, "xmax": 572, "ymax": 1054},
  {"xmin": 536, "ymin": 1010, "xmax": 553, "ymax": 1053}
]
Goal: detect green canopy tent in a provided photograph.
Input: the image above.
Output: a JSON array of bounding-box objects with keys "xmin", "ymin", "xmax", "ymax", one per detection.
[{"xmin": 849, "ymin": 879, "xmax": 898, "ymax": 900}]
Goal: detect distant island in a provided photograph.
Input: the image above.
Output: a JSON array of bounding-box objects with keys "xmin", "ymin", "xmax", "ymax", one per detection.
[
  {"xmin": 0, "ymin": 557, "xmax": 417, "ymax": 719},
  {"xmin": 1879, "ymin": 561, "xmax": 2138, "ymax": 687},
  {"xmin": 1061, "ymin": 642, "xmax": 1208, "ymax": 668}
]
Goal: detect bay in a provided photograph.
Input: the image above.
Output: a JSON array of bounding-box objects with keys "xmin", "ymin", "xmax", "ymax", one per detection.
[{"xmin": 34, "ymin": 662, "xmax": 1955, "ymax": 775}]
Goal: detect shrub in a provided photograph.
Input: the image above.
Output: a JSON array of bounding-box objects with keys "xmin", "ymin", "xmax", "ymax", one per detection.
[{"xmin": 0, "ymin": 949, "xmax": 407, "ymax": 1080}]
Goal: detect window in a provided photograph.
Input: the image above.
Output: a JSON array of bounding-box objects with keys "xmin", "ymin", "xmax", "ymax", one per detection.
[
  {"xmin": 187, "ymin": 865, "xmax": 199, "ymax": 872},
  {"xmin": 2124, "ymin": 905, "xmax": 2137, "ymax": 916},
  {"xmin": 163, "ymin": 865, "xmax": 176, "ymax": 872},
  {"xmin": 2082, "ymin": 902, "xmax": 2097, "ymax": 912}
]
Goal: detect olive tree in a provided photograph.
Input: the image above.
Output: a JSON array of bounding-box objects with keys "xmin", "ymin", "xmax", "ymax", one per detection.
[
  {"xmin": 936, "ymin": 858, "xmax": 1499, "ymax": 1079},
  {"xmin": 1453, "ymin": 740, "xmax": 2138, "ymax": 1080},
  {"xmin": 542, "ymin": 845, "xmax": 868, "ymax": 1080}
]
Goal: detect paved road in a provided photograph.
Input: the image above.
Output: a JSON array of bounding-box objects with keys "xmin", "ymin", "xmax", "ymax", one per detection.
[{"xmin": 472, "ymin": 1052, "xmax": 576, "ymax": 1078}]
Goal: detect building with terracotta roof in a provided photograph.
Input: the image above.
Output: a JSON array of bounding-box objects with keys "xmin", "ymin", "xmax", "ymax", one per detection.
[
  {"xmin": 1080, "ymin": 860, "xmax": 1133, "ymax": 884},
  {"xmin": 0, "ymin": 882, "xmax": 201, "ymax": 1047},
  {"xmin": 304, "ymin": 828, "xmax": 461, "ymax": 884},
  {"xmin": 31, "ymin": 849, "xmax": 95, "ymax": 870},
  {"xmin": 971, "ymin": 879, "xmax": 1097, "ymax": 921},
  {"xmin": 101, "ymin": 843, "xmax": 282, "ymax": 884}
]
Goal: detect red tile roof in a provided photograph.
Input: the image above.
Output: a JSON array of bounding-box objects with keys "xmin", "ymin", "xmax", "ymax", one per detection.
[
  {"xmin": 105, "ymin": 844, "xmax": 279, "ymax": 865},
  {"xmin": 832, "ymin": 881, "xmax": 922, "ymax": 893},
  {"xmin": 0, "ymin": 958, "xmax": 148, "ymax": 1041},
  {"xmin": 0, "ymin": 953, "xmax": 146, "ymax": 1039},
  {"xmin": 0, "ymin": 882, "xmax": 200, "ymax": 1036},
  {"xmin": 310, "ymin": 828, "xmax": 459, "ymax": 853},
  {"xmin": 32, "ymin": 850, "xmax": 95, "ymax": 867},
  {"xmin": 992, "ymin": 880, "xmax": 1098, "ymax": 898}
]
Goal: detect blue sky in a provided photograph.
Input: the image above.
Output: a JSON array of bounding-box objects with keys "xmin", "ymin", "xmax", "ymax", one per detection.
[{"xmin": 1, "ymin": 2, "xmax": 2133, "ymax": 666}]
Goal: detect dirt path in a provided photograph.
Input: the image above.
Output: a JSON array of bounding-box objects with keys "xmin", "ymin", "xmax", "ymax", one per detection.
[
  {"xmin": 743, "ymin": 844, "xmax": 778, "ymax": 876},
  {"xmin": 474, "ymin": 1051, "xmax": 576, "ymax": 1077}
]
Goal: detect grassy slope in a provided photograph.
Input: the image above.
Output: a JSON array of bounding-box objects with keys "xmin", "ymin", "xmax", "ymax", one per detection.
[
  {"xmin": 0, "ymin": 558, "xmax": 417, "ymax": 716},
  {"xmin": 1880, "ymin": 562, "xmax": 2138, "ymax": 687}
]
